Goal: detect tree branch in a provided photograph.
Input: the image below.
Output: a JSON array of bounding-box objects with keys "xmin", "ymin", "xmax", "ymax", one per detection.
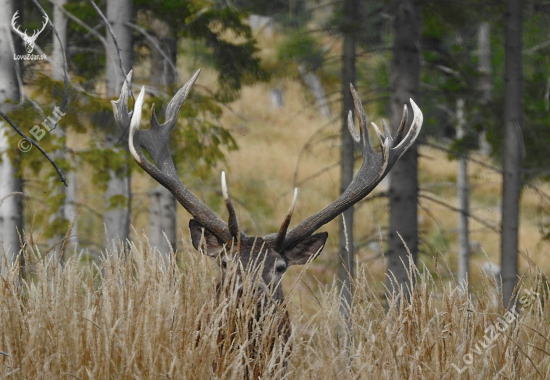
[
  {"xmin": 419, "ymin": 192, "xmax": 498, "ymax": 232},
  {"xmin": 0, "ymin": 111, "xmax": 67, "ymax": 186},
  {"xmin": 423, "ymin": 141, "xmax": 503, "ymax": 173},
  {"xmin": 86, "ymin": 0, "xmax": 128, "ymax": 82},
  {"xmin": 124, "ymin": 22, "xmax": 179, "ymax": 83}
]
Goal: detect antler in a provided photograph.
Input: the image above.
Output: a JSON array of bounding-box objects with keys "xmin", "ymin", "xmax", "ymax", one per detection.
[
  {"xmin": 112, "ymin": 70, "xmax": 235, "ymax": 243},
  {"xmin": 280, "ymin": 84, "xmax": 423, "ymax": 249},
  {"xmin": 114, "ymin": 72, "xmax": 422, "ymax": 253},
  {"xmin": 11, "ymin": 11, "xmax": 27, "ymax": 39},
  {"xmin": 30, "ymin": 14, "xmax": 49, "ymax": 39}
]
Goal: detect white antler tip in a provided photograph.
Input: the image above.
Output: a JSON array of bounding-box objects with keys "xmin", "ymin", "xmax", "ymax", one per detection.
[
  {"xmin": 409, "ymin": 98, "xmax": 421, "ymax": 116},
  {"xmin": 221, "ymin": 171, "xmax": 229, "ymax": 200},
  {"xmin": 291, "ymin": 188, "xmax": 298, "ymax": 209},
  {"xmin": 408, "ymin": 98, "xmax": 424, "ymax": 133},
  {"xmin": 284, "ymin": 187, "xmax": 298, "ymax": 220},
  {"xmin": 128, "ymin": 86, "xmax": 145, "ymax": 163},
  {"xmin": 347, "ymin": 110, "xmax": 361, "ymax": 143},
  {"xmin": 371, "ymin": 122, "xmax": 385, "ymax": 143},
  {"xmin": 129, "ymin": 87, "xmax": 145, "ymax": 130},
  {"xmin": 189, "ymin": 68, "xmax": 202, "ymax": 86},
  {"xmin": 382, "ymin": 119, "xmax": 391, "ymax": 135}
]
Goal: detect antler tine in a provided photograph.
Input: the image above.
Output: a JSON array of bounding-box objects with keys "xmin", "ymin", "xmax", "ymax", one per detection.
[
  {"xmin": 31, "ymin": 14, "xmax": 49, "ymax": 37},
  {"xmin": 40, "ymin": 14, "xmax": 48, "ymax": 31},
  {"xmin": 274, "ymin": 188, "xmax": 298, "ymax": 251},
  {"xmin": 11, "ymin": 11, "xmax": 26, "ymax": 38},
  {"xmin": 160, "ymin": 69, "xmax": 201, "ymax": 127},
  {"xmin": 143, "ymin": 69, "xmax": 202, "ymax": 175},
  {"xmin": 119, "ymin": 70, "xmax": 233, "ymax": 242},
  {"xmin": 111, "ymin": 70, "xmax": 133, "ymax": 130},
  {"xmin": 128, "ymin": 86, "xmax": 145, "ymax": 164},
  {"xmin": 382, "ymin": 119, "xmax": 392, "ymax": 142},
  {"xmin": 349, "ymin": 84, "xmax": 374, "ymax": 155},
  {"xmin": 346, "ymin": 110, "xmax": 360, "ymax": 143},
  {"xmin": 393, "ymin": 104, "xmax": 408, "ymax": 147},
  {"xmin": 393, "ymin": 99, "xmax": 423, "ymax": 159},
  {"xmin": 370, "ymin": 121, "xmax": 389, "ymax": 153},
  {"xmin": 283, "ymin": 88, "xmax": 423, "ymax": 249},
  {"xmin": 221, "ymin": 171, "xmax": 239, "ymax": 237}
]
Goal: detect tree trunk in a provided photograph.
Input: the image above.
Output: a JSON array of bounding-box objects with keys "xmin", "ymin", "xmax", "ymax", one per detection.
[
  {"xmin": 339, "ymin": 0, "xmax": 358, "ymax": 334},
  {"xmin": 148, "ymin": 19, "xmax": 177, "ymax": 257},
  {"xmin": 49, "ymin": 0, "xmax": 77, "ymax": 262},
  {"xmin": 149, "ymin": 17, "xmax": 177, "ymax": 91},
  {"xmin": 298, "ymin": 65, "xmax": 330, "ymax": 118},
  {"xmin": 104, "ymin": 0, "xmax": 133, "ymax": 250},
  {"xmin": 501, "ymin": 0, "xmax": 523, "ymax": 307},
  {"xmin": 0, "ymin": 0, "xmax": 23, "ymax": 276},
  {"xmin": 456, "ymin": 98, "xmax": 470, "ymax": 286},
  {"xmin": 386, "ymin": 0, "xmax": 421, "ymax": 294},
  {"xmin": 270, "ymin": 88, "xmax": 284, "ymax": 108},
  {"xmin": 51, "ymin": 0, "xmax": 67, "ymax": 81},
  {"xmin": 478, "ymin": 22, "xmax": 492, "ymax": 155},
  {"xmin": 0, "ymin": 137, "xmax": 23, "ymax": 277},
  {"xmin": 149, "ymin": 186, "xmax": 176, "ymax": 259},
  {"xmin": 105, "ymin": 0, "xmax": 133, "ymax": 97}
]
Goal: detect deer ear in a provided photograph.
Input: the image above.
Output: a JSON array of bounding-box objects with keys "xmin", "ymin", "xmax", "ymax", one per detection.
[
  {"xmin": 189, "ymin": 219, "xmax": 224, "ymax": 257},
  {"xmin": 283, "ymin": 232, "xmax": 328, "ymax": 266}
]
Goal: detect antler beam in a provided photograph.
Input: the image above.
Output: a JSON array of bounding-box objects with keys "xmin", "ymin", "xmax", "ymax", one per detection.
[
  {"xmin": 282, "ymin": 84, "xmax": 423, "ymax": 249},
  {"xmin": 112, "ymin": 70, "xmax": 235, "ymax": 243}
]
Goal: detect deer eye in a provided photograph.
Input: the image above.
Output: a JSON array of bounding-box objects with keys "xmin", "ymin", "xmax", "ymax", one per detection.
[
  {"xmin": 221, "ymin": 259, "xmax": 227, "ymax": 269},
  {"xmin": 275, "ymin": 263, "xmax": 287, "ymax": 274}
]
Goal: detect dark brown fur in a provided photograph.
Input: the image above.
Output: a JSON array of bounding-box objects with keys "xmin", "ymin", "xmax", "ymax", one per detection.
[{"xmin": 192, "ymin": 227, "xmax": 319, "ymax": 379}]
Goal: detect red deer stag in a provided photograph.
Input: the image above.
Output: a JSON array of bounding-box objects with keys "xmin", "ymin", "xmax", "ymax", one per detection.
[{"xmin": 112, "ymin": 69, "xmax": 422, "ymax": 377}]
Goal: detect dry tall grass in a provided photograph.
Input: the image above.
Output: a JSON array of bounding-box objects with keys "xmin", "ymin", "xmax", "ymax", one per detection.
[{"xmin": 1, "ymin": 239, "xmax": 549, "ymax": 379}]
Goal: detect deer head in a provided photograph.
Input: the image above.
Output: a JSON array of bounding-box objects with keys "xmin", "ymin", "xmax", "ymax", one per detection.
[
  {"xmin": 11, "ymin": 11, "xmax": 48, "ymax": 54},
  {"xmin": 112, "ymin": 70, "xmax": 423, "ymax": 303}
]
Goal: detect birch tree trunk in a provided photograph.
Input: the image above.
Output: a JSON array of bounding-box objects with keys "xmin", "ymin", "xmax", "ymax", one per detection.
[
  {"xmin": 478, "ymin": 22, "xmax": 492, "ymax": 155},
  {"xmin": 298, "ymin": 65, "xmax": 330, "ymax": 118},
  {"xmin": 456, "ymin": 98, "xmax": 469, "ymax": 286},
  {"xmin": 104, "ymin": 0, "xmax": 133, "ymax": 250},
  {"xmin": 0, "ymin": 0, "xmax": 23, "ymax": 276},
  {"xmin": 501, "ymin": 0, "xmax": 523, "ymax": 307},
  {"xmin": 49, "ymin": 0, "xmax": 77, "ymax": 262},
  {"xmin": 149, "ymin": 186, "xmax": 176, "ymax": 258},
  {"xmin": 51, "ymin": 0, "xmax": 67, "ymax": 81},
  {"xmin": 148, "ymin": 18, "xmax": 177, "ymax": 257},
  {"xmin": 386, "ymin": 0, "xmax": 421, "ymax": 294}
]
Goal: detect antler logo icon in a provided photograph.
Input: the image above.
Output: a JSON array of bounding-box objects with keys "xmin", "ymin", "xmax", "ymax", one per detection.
[{"xmin": 11, "ymin": 11, "xmax": 48, "ymax": 54}]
